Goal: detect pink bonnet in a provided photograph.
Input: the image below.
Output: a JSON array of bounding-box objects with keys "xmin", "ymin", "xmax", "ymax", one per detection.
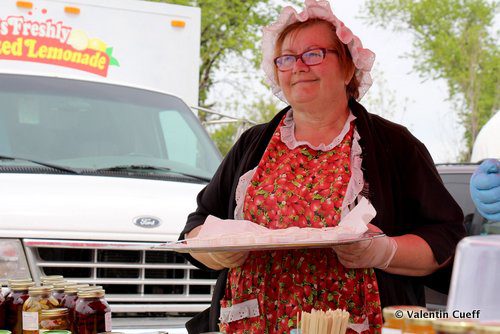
[{"xmin": 262, "ymin": 0, "xmax": 375, "ymax": 102}]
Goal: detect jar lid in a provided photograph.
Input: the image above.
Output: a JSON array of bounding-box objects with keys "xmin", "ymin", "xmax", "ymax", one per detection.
[
  {"xmin": 63, "ymin": 284, "xmax": 89, "ymax": 294},
  {"xmin": 406, "ymin": 317, "xmax": 436, "ymax": 326},
  {"xmin": 40, "ymin": 275, "xmax": 64, "ymax": 281},
  {"xmin": 78, "ymin": 288, "xmax": 106, "ymax": 298},
  {"xmin": 77, "ymin": 285, "xmax": 103, "ymax": 292},
  {"xmin": 475, "ymin": 323, "xmax": 500, "ymax": 334},
  {"xmin": 51, "ymin": 281, "xmax": 69, "ymax": 290},
  {"xmin": 433, "ymin": 319, "xmax": 476, "ymax": 333},
  {"xmin": 0, "ymin": 330, "xmax": 12, "ymax": 334},
  {"xmin": 383, "ymin": 306, "xmax": 428, "ymax": 320},
  {"xmin": 41, "ymin": 307, "xmax": 68, "ymax": 316},
  {"xmin": 8, "ymin": 278, "xmax": 33, "ymax": 285},
  {"xmin": 10, "ymin": 281, "xmax": 36, "ymax": 290},
  {"xmin": 28, "ymin": 286, "xmax": 53, "ymax": 295}
]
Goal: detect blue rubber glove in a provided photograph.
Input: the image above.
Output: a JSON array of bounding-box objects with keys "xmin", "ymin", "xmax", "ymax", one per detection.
[{"xmin": 470, "ymin": 159, "xmax": 500, "ymax": 222}]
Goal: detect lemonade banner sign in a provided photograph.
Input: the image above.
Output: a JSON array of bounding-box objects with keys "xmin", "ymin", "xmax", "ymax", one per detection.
[{"xmin": 0, "ymin": 16, "xmax": 119, "ymax": 76}]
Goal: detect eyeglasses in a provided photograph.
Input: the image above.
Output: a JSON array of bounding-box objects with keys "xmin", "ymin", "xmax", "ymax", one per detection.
[{"xmin": 274, "ymin": 48, "xmax": 337, "ymax": 72}]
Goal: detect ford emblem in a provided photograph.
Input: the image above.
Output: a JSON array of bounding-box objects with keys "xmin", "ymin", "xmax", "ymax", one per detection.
[{"xmin": 134, "ymin": 216, "xmax": 161, "ymax": 228}]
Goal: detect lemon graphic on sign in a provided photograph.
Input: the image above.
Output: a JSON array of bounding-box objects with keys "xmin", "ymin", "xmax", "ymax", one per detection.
[
  {"xmin": 88, "ymin": 38, "xmax": 107, "ymax": 52},
  {"xmin": 67, "ymin": 30, "xmax": 89, "ymax": 51}
]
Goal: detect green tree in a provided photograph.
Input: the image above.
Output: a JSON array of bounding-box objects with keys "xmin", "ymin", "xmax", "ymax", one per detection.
[
  {"xmin": 363, "ymin": 0, "xmax": 499, "ymax": 160},
  {"xmin": 209, "ymin": 96, "xmax": 283, "ymax": 155},
  {"xmin": 150, "ymin": 0, "xmax": 283, "ymax": 111}
]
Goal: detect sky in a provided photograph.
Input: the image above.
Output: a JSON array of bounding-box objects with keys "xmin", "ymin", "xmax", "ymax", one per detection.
[{"xmin": 208, "ymin": 0, "xmax": 467, "ymax": 163}]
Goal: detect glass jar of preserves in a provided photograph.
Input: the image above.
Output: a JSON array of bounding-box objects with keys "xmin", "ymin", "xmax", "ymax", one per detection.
[
  {"xmin": 49, "ymin": 284, "xmax": 68, "ymax": 305},
  {"xmin": 404, "ymin": 317, "xmax": 435, "ymax": 334},
  {"xmin": 5, "ymin": 282, "xmax": 35, "ymax": 334},
  {"xmin": 60, "ymin": 284, "xmax": 88, "ymax": 334},
  {"xmin": 75, "ymin": 289, "xmax": 112, "ymax": 334},
  {"xmin": 433, "ymin": 319, "xmax": 475, "ymax": 334},
  {"xmin": 383, "ymin": 306, "xmax": 428, "ymax": 334},
  {"xmin": 4, "ymin": 280, "xmax": 33, "ymax": 301},
  {"xmin": 22, "ymin": 286, "xmax": 59, "ymax": 334},
  {"xmin": 1, "ymin": 285, "xmax": 5, "ymax": 328},
  {"xmin": 474, "ymin": 322, "xmax": 500, "ymax": 334},
  {"xmin": 39, "ymin": 308, "xmax": 69, "ymax": 332}
]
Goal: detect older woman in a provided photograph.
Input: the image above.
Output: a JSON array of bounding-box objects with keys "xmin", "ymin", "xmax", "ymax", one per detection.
[{"xmin": 180, "ymin": 0, "xmax": 465, "ymax": 333}]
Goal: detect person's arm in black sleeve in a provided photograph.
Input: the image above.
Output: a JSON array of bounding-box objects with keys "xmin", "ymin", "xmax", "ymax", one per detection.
[{"xmin": 385, "ymin": 133, "xmax": 465, "ymax": 275}]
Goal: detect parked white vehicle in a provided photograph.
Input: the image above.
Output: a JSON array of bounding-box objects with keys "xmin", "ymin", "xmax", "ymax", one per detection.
[{"xmin": 0, "ymin": 0, "xmax": 221, "ymax": 332}]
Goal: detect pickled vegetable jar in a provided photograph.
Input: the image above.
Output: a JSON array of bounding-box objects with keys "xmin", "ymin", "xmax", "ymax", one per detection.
[
  {"xmin": 39, "ymin": 308, "xmax": 69, "ymax": 332},
  {"xmin": 22, "ymin": 286, "xmax": 59, "ymax": 334},
  {"xmin": 75, "ymin": 289, "xmax": 112, "ymax": 334}
]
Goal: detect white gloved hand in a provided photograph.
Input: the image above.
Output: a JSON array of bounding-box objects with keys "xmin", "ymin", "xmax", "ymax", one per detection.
[
  {"xmin": 208, "ymin": 251, "xmax": 249, "ymax": 269},
  {"xmin": 332, "ymin": 224, "xmax": 397, "ymax": 269}
]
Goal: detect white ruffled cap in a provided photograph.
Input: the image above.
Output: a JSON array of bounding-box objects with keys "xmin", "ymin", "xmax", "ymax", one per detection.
[{"xmin": 262, "ymin": 0, "xmax": 375, "ymax": 102}]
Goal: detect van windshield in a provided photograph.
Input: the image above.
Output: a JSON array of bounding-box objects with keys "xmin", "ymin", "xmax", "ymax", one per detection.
[{"xmin": 0, "ymin": 74, "xmax": 221, "ymax": 180}]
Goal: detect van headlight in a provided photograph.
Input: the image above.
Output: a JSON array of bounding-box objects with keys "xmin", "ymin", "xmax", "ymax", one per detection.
[{"xmin": 0, "ymin": 239, "xmax": 31, "ymax": 284}]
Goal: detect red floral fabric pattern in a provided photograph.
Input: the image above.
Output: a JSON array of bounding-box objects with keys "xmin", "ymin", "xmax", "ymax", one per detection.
[{"xmin": 219, "ymin": 115, "xmax": 383, "ymax": 334}]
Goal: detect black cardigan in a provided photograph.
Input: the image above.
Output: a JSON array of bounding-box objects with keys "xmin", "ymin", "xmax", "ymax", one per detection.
[{"xmin": 180, "ymin": 99, "xmax": 465, "ymax": 333}]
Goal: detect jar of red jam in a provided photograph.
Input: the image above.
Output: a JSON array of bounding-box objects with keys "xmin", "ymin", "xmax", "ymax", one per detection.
[
  {"xmin": 75, "ymin": 289, "xmax": 112, "ymax": 334},
  {"xmin": 22, "ymin": 286, "xmax": 59, "ymax": 334},
  {"xmin": 60, "ymin": 284, "xmax": 88, "ymax": 334},
  {"xmin": 0, "ymin": 286, "xmax": 5, "ymax": 329},
  {"xmin": 4, "ymin": 282, "xmax": 35, "ymax": 334}
]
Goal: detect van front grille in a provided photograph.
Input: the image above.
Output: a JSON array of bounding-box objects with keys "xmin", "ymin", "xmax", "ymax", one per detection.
[{"xmin": 23, "ymin": 239, "xmax": 217, "ymax": 314}]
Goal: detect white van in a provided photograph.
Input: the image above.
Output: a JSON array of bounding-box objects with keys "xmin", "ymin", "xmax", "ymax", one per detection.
[{"xmin": 0, "ymin": 0, "xmax": 221, "ymax": 331}]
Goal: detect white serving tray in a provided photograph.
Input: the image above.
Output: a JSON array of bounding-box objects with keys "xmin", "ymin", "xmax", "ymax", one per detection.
[{"xmin": 152, "ymin": 231, "xmax": 384, "ymax": 253}]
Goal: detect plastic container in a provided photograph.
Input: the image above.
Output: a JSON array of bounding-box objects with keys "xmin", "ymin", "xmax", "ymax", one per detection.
[
  {"xmin": 447, "ymin": 236, "xmax": 500, "ymax": 321},
  {"xmin": 75, "ymin": 289, "xmax": 112, "ymax": 334}
]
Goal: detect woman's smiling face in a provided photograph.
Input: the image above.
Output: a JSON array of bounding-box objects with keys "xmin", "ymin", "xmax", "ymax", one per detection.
[{"xmin": 277, "ymin": 21, "xmax": 349, "ymax": 107}]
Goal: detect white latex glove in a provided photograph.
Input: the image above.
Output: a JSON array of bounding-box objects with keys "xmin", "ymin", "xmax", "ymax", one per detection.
[
  {"xmin": 207, "ymin": 251, "xmax": 249, "ymax": 269},
  {"xmin": 332, "ymin": 224, "xmax": 397, "ymax": 269}
]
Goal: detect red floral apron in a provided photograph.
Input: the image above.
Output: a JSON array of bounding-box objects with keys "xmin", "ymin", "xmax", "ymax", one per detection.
[{"xmin": 220, "ymin": 116, "xmax": 383, "ymax": 334}]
